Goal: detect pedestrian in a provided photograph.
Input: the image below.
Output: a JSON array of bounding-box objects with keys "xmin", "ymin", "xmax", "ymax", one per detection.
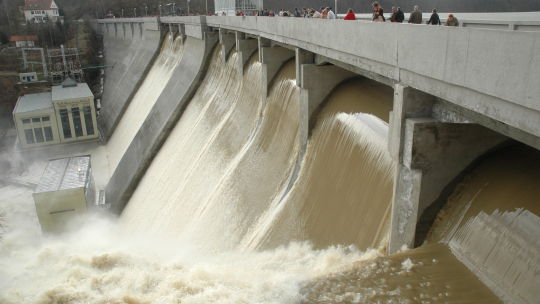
[
  {"xmin": 427, "ymin": 9, "xmax": 440, "ymax": 25},
  {"xmin": 445, "ymin": 14, "xmax": 459, "ymax": 26},
  {"xmin": 327, "ymin": 7, "xmax": 336, "ymax": 19},
  {"xmin": 303, "ymin": 8, "xmax": 311, "ymax": 18},
  {"xmin": 389, "ymin": 6, "xmax": 396, "ymax": 22},
  {"xmin": 294, "ymin": 7, "xmax": 301, "ymax": 17},
  {"xmin": 394, "ymin": 7, "xmax": 404, "ymax": 22},
  {"xmin": 321, "ymin": 7, "xmax": 328, "ymax": 19},
  {"xmin": 344, "ymin": 8, "xmax": 356, "ymax": 20},
  {"xmin": 311, "ymin": 9, "xmax": 321, "ymax": 19},
  {"xmin": 408, "ymin": 6, "xmax": 422, "ymax": 24},
  {"xmin": 372, "ymin": 2, "xmax": 384, "ymax": 22}
]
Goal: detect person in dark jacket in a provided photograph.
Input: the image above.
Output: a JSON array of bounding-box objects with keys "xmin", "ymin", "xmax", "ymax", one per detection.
[
  {"xmin": 427, "ymin": 9, "xmax": 440, "ymax": 25},
  {"xmin": 408, "ymin": 5, "xmax": 422, "ymax": 24},
  {"xmin": 394, "ymin": 7, "xmax": 404, "ymax": 23},
  {"xmin": 372, "ymin": 2, "xmax": 384, "ymax": 22}
]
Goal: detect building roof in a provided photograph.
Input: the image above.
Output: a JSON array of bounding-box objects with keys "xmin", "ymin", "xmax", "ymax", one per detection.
[
  {"xmin": 13, "ymin": 92, "xmax": 53, "ymax": 114},
  {"xmin": 10, "ymin": 35, "xmax": 38, "ymax": 42},
  {"xmin": 52, "ymin": 81, "xmax": 93, "ymax": 102},
  {"xmin": 35, "ymin": 156, "xmax": 91, "ymax": 194},
  {"xmin": 24, "ymin": 0, "xmax": 54, "ymax": 11}
]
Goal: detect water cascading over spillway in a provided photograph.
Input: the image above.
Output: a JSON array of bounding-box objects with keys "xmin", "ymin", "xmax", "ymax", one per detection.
[
  {"xmin": 106, "ymin": 32, "xmax": 185, "ymax": 173},
  {"xmin": 300, "ymin": 144, "xmax": 540, "ymax": 303},
  {"xmin": 120, "ymin": 52, "xmax": 302, "ymax": 252},
  {"xmin": 242, "ymin": 78, "xmax": 395, "ymax": 251}
]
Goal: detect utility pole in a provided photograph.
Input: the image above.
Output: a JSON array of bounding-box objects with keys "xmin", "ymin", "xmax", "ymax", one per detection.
[
  {"xmin": 159, "ymin": 5, "xmax": 162, "ymax": 17},
  {"xmin": 121, "ymin": 9, "xmax": 124, "ymax": 18},
  {"xmin": 187, "ymin": 0, "xmax": 190, "ymax": 16},
  {"xmin": 173, "ymin": 3, "xmax": 175, "ymax": 16},
  {"xmin": 206, "ymin": 0, "xmax": 208, "ymax": 15},
  {"xmin": 335, "ymin": 0, "xmax": 337, "ymax": 18}
]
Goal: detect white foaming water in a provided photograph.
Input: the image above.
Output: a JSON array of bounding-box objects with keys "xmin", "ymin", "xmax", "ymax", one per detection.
[
  {"xmin": 0, "ymin": 185, "xmax": 385, "ymax": 303},
  {"xmin": 106, "ymin": 32, "xmax": 185, "ymax": 174}
]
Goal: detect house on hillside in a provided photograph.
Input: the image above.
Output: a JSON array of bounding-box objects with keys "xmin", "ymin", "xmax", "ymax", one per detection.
[
  {"xmin": 23, "ymin": 0, "xmax": 64, "ymax": 24},
  {"xmin": 10, "ymin": 35, "xmax": 38, "ymax": 47}
]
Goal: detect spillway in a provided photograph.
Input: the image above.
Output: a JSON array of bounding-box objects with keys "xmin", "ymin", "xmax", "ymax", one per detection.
[
  {"xmin": 106, "ymin": 32, "xmax": 185, "ymax": 173},
  {"xmin": 243, "ymin": 78, "xmax": 395, "ymax": 251},
  {"xmin": 301, "ymin": 144, "xmax": 540, "ymax": 303}
]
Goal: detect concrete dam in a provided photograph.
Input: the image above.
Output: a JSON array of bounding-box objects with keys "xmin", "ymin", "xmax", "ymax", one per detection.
[{"xmin": 1, "ymin": 15, "xmax": 539, "ymax": 302}]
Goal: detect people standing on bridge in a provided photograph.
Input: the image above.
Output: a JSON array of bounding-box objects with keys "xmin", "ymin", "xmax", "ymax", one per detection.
[
  {"xmin": 344, "ymin": 8, "xmax": 356, "ymax": 20},
  {"xmin": 327, "ymin": 7, "xmax": 336, "ymax": 19},
  {"xmin": 321, "ymin": 7, "xmax": 328, "ymax": 19},
  {"xmin": 445, "ymin": 14, "xmax": 459, "ymax": 26},
  {"xmin": 372, "ymin": 2, "xmax": 385, "ymax": 22},
  {"xmin": 393, "ymin": 7, "xmax": 405, "ymax": 22},
  {"xmin": 427, "ymin": 9, "xmax": 441, "ymax": 25},
  {"xmin": 303, "ymin": 8, "xmax": 311, "ymax": 18},
  {"xmin": 409, "ymin": 6, "xmax": 422, "ymax": 24},
  {"xmin": 389, "ymin": 7, "xmax": 396, "ymax": 22},
  {"xmin": 311, "ymin": 9, "xmax": 321, "ymax": 18}
]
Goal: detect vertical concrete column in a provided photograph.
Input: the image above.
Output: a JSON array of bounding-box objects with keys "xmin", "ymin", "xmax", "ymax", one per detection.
[
  {"xmin": 259, "ymin": 45, "xmax": 295, "ymax": 109},
  {"xmin": 178, "ymin": 24, "xmax": 186, "ymax": 44},
  {"xmin": 219, "ymin": 28, "xmax": 235, "ymax": 70},
  {"xmin": 387, "ymin": 85, "xmax": 434, "ymax": 254},
  {"xmin": 236, "ymin": 32, "xmax": 258, "ymax": 79},
  {"xmin": 114, "ymin": 23, "xmax": 117, "ymax": 37},
  {"xmin": 295, "ymin": 48, "xmax": 314, "ymax": 87}
]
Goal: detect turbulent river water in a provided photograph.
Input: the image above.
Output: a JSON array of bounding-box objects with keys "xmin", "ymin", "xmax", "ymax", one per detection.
[{"xmin": 0, "ymin": 35, "xmax": 539, "ymax": 303}]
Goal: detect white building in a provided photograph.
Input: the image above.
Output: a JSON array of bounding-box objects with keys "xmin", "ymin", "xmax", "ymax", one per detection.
[
  {"xmin": 23, "ymin": 0, "xmax": 63, "ymax": 23},
  {"xmin": 33, "ymin": 155, "xmax": 96, "ymax": 233},
  {"xmin": 215, "ymin": 0, "xmax": 263, "ymax": 16},
  {"xmin": 13, "ymin": 78, "xmax": 99, "ymax": 150},
  {"xmin": 10, "ymin": 35, "xmax": 38, "ymax": 47}
]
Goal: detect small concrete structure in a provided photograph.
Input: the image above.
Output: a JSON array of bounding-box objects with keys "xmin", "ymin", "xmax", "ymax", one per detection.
[
  {"xmin": 10, "ymin": 35, "xmax": 37, "ymax": 47},
  {"xmin": 33, "ymin": 156, "xmax": 96, "ymax": 233},
  {"xmin": 19, "ymin": 72, "xmax": 38, "ymax": 83},
  {"xmin": 13, "ymin": 78, "xmax": 98, "ymax": 150}
]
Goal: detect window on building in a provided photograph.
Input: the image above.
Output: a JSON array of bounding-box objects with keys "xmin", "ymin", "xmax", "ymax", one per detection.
[
  {"xmin": 32, "ymin": 76, "xmax": 35, "ymax": 79},
  {"xmin": 42, "ymin": 116, "xmax": 50, "ymax": 121},
  {"xmin": 34, "ymin": 127, "xmax": 44, "ymax": 143},
  {"xmin": 24, "ymin": 129, "xmax": 35, "ymax": 144},
  {"xmin": 83, "ymin": 106, "xmax": 94, "ymax": 136},
  {"xmin": 44, "ymin": 126, "xmax": 54, "ymax": 141},
  {"xmin": 22, "ymin": 119, "xmax": 31, "ymax": 124},
  {"xmin": 32, "ymin": 117, "xmax": 40, "ymax": 123},
  {"xmin": 32, "ymin": 11, "xmax": 34, "ymax": 14},
  {"xmin": 60, "ymin": 109, "xmax": 72, "ymax": 138},
  {"xmin": 71, "ymin": 107, "xmax": 84, "ymax": 137}
]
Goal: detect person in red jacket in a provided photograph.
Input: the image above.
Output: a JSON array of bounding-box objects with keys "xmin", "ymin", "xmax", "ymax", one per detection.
[{"xmin": 344, "ymin": 8, "xmax": 356, "ymax": 20}]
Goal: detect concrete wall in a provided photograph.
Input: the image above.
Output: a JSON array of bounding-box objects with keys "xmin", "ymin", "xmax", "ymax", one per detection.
[
  {"xmin": 106, "ymin": 29, "xmax": 219, "ymax": 214},
  {"xmin": 97, "ymin": 18, "xmax": 163, "ymax": 140},
  {"xmin": 193, "ymin": 17, "xmax": 540, "ymax": 145}
]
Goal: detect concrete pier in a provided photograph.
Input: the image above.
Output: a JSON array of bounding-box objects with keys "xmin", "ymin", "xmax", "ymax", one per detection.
[
  {"xmin": 105, "ymin": 21, "xmax": 218, "ymax": 214},
  {"xmin": 97, "ymin": 18, "xmax": 163, "ymax": 140}
]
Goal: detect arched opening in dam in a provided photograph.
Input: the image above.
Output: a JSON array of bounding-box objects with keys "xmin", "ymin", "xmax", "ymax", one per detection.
[{"xmin": 1, "ymin": 18, "xmax": 539, "ymax": 303}]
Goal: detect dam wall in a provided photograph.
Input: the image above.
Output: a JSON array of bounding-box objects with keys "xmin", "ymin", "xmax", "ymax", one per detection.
[
  {"xmin": 96, "ymin": 18, "xmax": 163, "ymax": 140},
  {"xmin": 105, "ymin": 20, "xmax": 219, "ymax": 214},
  {"xmin": 96, "ymin": 16, "xmax": 540, "ymax": 256}
]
